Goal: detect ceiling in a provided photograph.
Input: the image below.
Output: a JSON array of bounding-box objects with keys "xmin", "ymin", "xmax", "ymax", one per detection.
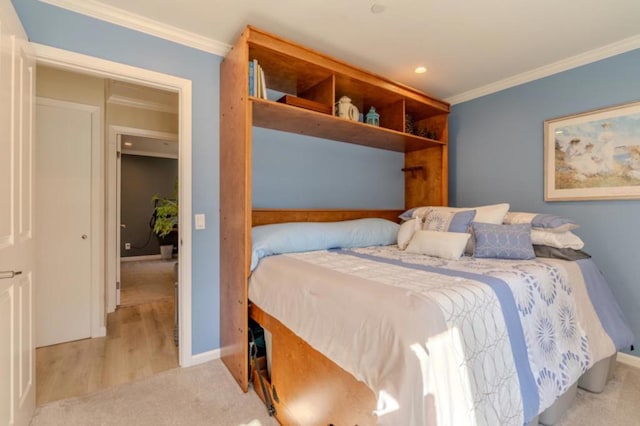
[{"xmin": 51, "ymin": 0, "xmax": 640, "ymax": 103}]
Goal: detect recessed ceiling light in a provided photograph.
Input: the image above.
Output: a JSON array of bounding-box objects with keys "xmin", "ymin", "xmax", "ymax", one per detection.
[
  {"xmin": 414, "ymin": 66, "xmax": 427, "ymax": 74},
  {"xmin": 124, "ymin": 142, "xmax": 133, "ymax": 147},
  {"xmin": 371, "ymin": 3, "xmax": 385, "ymax": 14}
]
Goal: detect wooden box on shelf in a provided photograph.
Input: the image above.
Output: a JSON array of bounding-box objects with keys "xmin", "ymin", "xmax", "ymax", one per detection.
[{"xmin": 277, "ymin": 94, "xmax": 332, "ymax": 115}]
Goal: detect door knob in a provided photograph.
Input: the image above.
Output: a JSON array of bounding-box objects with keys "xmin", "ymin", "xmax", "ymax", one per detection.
[
  {"xmin": 0, "ymin": 270, "xmax": 22, "ymax": 280},
  {"xmin": 82, "ymin": 234, "xmax": 88, "ymax": 239}
]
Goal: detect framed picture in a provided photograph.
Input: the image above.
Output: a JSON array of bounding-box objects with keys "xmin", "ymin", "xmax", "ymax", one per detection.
[{"xmin": 544, "ymin": 100, "xmax": 640, "ymax": 201}]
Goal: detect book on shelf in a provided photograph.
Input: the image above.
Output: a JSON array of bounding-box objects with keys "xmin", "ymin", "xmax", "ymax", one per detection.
[
  {"xmin": 256, "ymin": 64, "xmax": 263, "ymax": 98},
  {"xmin": 248, "ymin": 60, "xmax": 255, "ymax": 96},
  {"xmin": 248, "ymin": 59, "xmax": 268, "ymax": 99},
  {"xmin": 253, "ymin": 59, "xmax": 259, "ymax": 97},
  {"xmin": 258, "ymin": 64, "xmax": 267, "ymax": 99}
]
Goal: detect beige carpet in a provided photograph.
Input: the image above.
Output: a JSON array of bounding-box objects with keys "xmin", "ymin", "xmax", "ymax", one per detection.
[
  {"xmin": 30, "ymin": 359, "xmax": 279, "ymax": 426},
  {"xmin": 120, "ymin": 259, "xmax": 176, "ymax": 306},
  {"xmin": 30, "ymin": 360, "xmax": 640, "ymax": 425},
  {"xmin": 556, "ymin": 362, "xmax": 640, "ymax": 426}
]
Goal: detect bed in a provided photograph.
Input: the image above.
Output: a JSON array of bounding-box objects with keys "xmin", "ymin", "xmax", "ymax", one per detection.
[{"xmin": 246, "ymin": 209, "xmax": 634, "ymax": 426}]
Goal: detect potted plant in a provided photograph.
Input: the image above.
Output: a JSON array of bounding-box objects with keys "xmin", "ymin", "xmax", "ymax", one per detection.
[{"xmin": 152, "ymin": 183, "xmax": 178, "ymax": 259}]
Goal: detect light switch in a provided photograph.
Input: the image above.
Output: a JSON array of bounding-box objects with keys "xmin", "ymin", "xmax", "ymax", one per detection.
[{"xmin": 195, "ymin": 213, "xmax": 206, "ymax": 230}]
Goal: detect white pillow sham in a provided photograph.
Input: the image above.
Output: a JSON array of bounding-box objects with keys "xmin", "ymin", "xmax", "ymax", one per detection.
[
  {"xmin": 504, "ymin": 211, "xmax": 579, "ymax": 233},
  {"xmin": 405, "ymin": 230, "xmax": 470, "ymax": 260},
  {"xmin": 530, "ymin": 229, "xmax": 584, "ymax": 250},
  {"xmin": 397, "ymin": 217, "xmax": 422, "ymax": 250},
  {"xmin": 410, "ymin": 203, "xmax": 509, "ymax": 225}
]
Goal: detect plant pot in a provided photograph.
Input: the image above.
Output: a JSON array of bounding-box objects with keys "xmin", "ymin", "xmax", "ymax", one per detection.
[{"xmin": 160, "ymin": 244, "xmax": 174, "ymax": 260}]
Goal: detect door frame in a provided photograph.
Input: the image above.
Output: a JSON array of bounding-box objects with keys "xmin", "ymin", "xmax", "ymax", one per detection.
[
  {"xmin": 33, "ymin": 43, "xmax": 194, "ymax": 367},
  {"xmin": 35, "ymin": 97, "xmax": 105, "ymax": 342},
  {"xmin": 108, "ymin": 125, "xmax": 179, "ymax": 311}
]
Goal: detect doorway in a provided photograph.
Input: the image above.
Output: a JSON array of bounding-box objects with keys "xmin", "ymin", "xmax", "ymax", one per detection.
[
  {"xmin": 32, "ymin": 46, "xmax": 194, "ymax": 404},
  {"xmin": 111, "ymin": 127, "xmax": 179, "ymax": 308}
]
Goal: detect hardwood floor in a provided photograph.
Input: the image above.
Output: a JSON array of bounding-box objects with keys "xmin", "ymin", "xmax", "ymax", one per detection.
[{"xmin": 36, "ymin": 261, "xmax": 178, "ymax": 406}]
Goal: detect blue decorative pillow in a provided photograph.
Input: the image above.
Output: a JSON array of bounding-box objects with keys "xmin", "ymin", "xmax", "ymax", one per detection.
[
  {"xmin": 472, "ymin": 222, "xmax": 535, "ymax": 260},
  {"xmin": 251, "ymin": 218, "xmax": 399, "ymax": 270}
]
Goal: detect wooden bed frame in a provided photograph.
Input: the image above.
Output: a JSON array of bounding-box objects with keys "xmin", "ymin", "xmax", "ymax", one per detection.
[
  {"xmin": 248, "ymin": 209, "xmax": 400, "ymax": 425},
  {"xmin": 250, "ymin": 302, "xmax": 377, "ymax": 425}
]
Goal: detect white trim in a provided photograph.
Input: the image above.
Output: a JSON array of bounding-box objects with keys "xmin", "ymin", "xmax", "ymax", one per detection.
[
  {"xmin": 446, "ymin": 35, "xmax": 640, "ymax": 105},
  {"xmin": 107, "ymin": 94, "xmax": 178, "ymax": 114},
  {"xmin": 121, "ymin": 149, "xmax": 178, "ymax": 160},
  {"xmin": 39, "ymin": 0, "xmax": 230, "ymax": 56},
  {"xmin": 182, "ymin": 348, "xmax": 221, "ymax": 367},
  {"xmin": 617, "ymin": 352, "xmax": 640, "ymax": 369},
  {"xmin": 33, "ymin": 43, "xmax": 195, "ymax": 368},
  {"xmin": 120, "ymin": 254, "xmax": 163, "ymax": 263},
  {"xmin": 94, "ymin": 326, "xmax": 106, "ymax": 338}
]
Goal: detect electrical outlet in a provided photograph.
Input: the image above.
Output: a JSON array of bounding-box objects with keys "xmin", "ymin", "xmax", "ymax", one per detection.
[{"xmin": 125, "ymin": 243, "xmax": 131, "ymax": 250}]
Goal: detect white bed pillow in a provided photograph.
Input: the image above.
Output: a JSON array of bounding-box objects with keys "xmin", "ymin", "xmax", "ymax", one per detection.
[
  {"xmin": 530, "ymin": 229, "xmax": 585, "ymax": 250},
  {"xmin": 408, "ymin": 203, "xmax": 509, "ymax": 225},
  {"xmin": 397, "ymin": 217, "xmax": 422, "ymax": 250},
  {"xmin": 472, "ymin": 203, "xmax": 510, "ymax": 224},
  {"xmin": 405, "ymin": 230, "xmax": 470, "ymax": 260}
]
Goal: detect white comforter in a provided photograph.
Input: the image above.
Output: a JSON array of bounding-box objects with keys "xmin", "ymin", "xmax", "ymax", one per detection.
[{"xmin": 248, "ymin": 246, "xmax": 617, "ymax": 425}]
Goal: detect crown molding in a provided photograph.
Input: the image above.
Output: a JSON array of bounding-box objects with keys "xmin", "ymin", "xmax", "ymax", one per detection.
[
  {"xmin": 107, "ymin": 94, "xmax": 178, "ymax": 114},
  {"xmin": 446, "ymin": 35, "xmax": 640, "ymax": 106},
  {"xmin": 39, "ymin": 0, "xmax": 231, "ymax": 56}
]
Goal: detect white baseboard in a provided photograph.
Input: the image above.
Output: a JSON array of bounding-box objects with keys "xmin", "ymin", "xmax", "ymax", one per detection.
[
  {"xmin": 181, "ymin": 348, "xmax": 221, "ymax": 368},
  {"xmin": 120, "ymin": 254, "xmax": 162, "ymax": 262},
  {"xmin": 92, "ymin": 326, "xmax": 107, "ymax": 338},
  {"xmin": 617, "ymin": 352, "xmax": 640, "ymax": 369}
]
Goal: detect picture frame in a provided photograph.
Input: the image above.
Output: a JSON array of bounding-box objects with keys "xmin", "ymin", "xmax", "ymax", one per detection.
[{"xmin": 544, "ymin": 100, "xmax": 640, "ymax": 201}]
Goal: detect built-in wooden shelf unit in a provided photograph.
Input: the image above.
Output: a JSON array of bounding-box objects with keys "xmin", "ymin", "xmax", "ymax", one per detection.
[{"xmin": 220, "ymin": 25, "xmax": 450, "ymax": 392}]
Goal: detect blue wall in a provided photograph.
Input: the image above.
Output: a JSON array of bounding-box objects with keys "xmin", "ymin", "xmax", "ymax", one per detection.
[
  {"xmin": 13, "ymin": 0, "xmax": 221, "ymax": 354},
  {"xmin": 253, "ymin": 128, "xmax": 404, "ymax": 208},
  {"xmin": 13, "ymin": 1, "xmax": 404, "ymax": 355},
  {"xmin": 450, "ymin": 49, "xmax": 640, "ymax": 356}
]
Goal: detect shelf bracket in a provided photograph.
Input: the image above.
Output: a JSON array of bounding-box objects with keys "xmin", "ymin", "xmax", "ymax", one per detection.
[{"xmin": 401, "ymin": 166, "xmax": 425, "ymax": 179}]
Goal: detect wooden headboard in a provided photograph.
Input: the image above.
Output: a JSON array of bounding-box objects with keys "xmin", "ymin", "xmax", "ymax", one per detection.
[{"xmin": 252, "ymin": 209, "xmax": 404, "ymax": 226}]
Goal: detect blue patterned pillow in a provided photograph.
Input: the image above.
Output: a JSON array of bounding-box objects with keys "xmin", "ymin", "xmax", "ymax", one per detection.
[{"xmin": 472, "ymin": 222, "xmax": 535, "ymax": 260}]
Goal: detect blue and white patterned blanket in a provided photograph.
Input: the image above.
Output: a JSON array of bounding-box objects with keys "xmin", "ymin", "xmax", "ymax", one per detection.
[{"xmin": 248, "ymin": 246, "xmax": 630, "ymax": 425}]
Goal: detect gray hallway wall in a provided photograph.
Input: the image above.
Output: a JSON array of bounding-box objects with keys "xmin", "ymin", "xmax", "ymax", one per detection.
[{"xmin": 121, "ymin": 154, "xmax": 178, "ymax": 257}]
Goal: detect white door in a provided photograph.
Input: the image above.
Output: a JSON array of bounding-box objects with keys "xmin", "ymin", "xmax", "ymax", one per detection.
[
  {"xmin": 35, "ymin": 99, "xmax": 94, "ymax": 347},
  {"xmin": 116, "ymin": 134, "xmax": 122, "ymax": 306},
  {"xmin": 0, "ymin": 1, "xmax": 36, "ymax": 424}
]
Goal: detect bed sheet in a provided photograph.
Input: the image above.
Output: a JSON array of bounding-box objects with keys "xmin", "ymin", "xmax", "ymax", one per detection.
[{"xmin": 248, "ymin": 246, "xmax": 630, "ymax": 426}]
